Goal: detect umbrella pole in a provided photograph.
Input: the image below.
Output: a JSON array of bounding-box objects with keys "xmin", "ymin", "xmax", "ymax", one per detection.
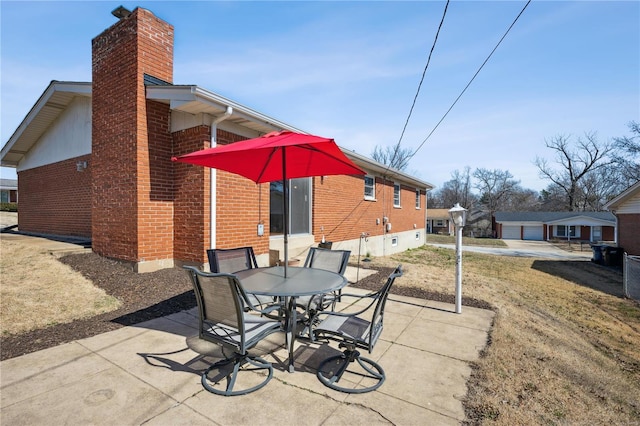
[{"xmin": 282, "ymin": 149, "xmax": 289, "ymax": 278}]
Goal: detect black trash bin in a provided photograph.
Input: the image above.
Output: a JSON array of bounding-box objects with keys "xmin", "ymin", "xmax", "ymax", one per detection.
[
  {"xmin": 318, "ymin": 241, "xmax": 333, "ymax": 249},
  {"xmin": 603, "ymin": 246, "xmax": 623, "ymax": 266},
  {"xmin": 590, "ymin": 244, "xmax": 604, "ymax": 264}
]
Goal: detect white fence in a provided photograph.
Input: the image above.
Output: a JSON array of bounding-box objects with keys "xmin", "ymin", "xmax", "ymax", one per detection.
[{"xmin": 623, "ymin": 253, "xmax": 640, "ymax": 301}]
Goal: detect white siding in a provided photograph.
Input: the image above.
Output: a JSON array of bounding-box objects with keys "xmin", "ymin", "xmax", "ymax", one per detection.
[
  {"xmin": 617, "ymin": 192, "xmax": 640, "ymax": 214},
  {"xmin": 17, "ymin": 97, "xmax": 92, "ymax": 172}
]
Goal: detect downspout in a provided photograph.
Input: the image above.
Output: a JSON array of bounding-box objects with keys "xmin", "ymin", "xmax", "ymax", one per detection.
[
  {"xmin": 210, "ymin": 106, "xmax": 233, "ymax": 249},
  {"xmin": 423, "ymin": 189, "xmax": 428, "ymax": 244}
]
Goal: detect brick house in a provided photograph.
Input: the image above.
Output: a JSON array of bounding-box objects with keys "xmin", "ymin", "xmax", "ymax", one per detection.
[
  {"xmin": 0, "ymin": 179, "xmax": 18, "ymax": 204},
  {"xmin": 605, "ymin": 181, "xmax": 640, "ymax": 256},
  {"xmin": 0, "ymin": 7, "xmax": 433, "ymax": 272},
  {"xmin": 426, "ymin": 208, "xmax": 453, "ymax": 235},
  {"xmin": 494, "ymin": 211, "xmax": 616, "ymax": 242}
]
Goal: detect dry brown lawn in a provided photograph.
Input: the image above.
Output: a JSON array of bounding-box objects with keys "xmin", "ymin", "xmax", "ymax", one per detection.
[
  {"xmin": 0, "ymin": 238, "xmax": 121, "ymax": 336},
  {"xmin": 369, "ymin": 246, "xmax": 640, "ymax": 425}
]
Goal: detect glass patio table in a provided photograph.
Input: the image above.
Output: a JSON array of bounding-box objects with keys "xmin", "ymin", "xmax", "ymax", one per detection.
[{"xmin": 236, "ymin": 266, "xmax": 347, "ymax": 373}]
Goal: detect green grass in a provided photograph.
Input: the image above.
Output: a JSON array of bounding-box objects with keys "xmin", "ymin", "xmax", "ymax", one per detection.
[{"xmin": 425, "ymin": 233, "xmax": 508, "ymax": 247}]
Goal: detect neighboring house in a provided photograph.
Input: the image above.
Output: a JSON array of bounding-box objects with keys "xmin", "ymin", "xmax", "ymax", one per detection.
[
  {"xmin": 0, "ymin": 7, "xmax": 433, "ymax": 272},
  {"xmin": 494, "ymin": 211, "xmax": 616, "ymax": 242},
  {"xmin": 427, "ymin": 208, "xmax": 453, "ymax": 235},
  {"xmin": 0, "ymin": 179, "xmax": 17, "ymax": 203},
  {"xmin": 604, "ymin": 181, "xmax": 640, "ymax": 256}
]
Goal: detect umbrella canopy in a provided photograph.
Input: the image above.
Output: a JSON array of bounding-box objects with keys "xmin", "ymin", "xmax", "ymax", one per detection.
[
  {"xmin": 172, "ymin": 130, "xmax": 366, "ymax": 276},
  {"xmin": 172, "ymin": 131, "xmax": 364, "ymax": 183}
]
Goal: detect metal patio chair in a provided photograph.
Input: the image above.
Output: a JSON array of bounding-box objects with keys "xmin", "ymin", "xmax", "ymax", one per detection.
[
  {"xmin": 184, "ymin": 266, "xmax": 282, "ymax": 396},
  {"xmin": 207, "ymin": 247, "xmax": 277, "ymax": 310},
  {"xmin": 311, "ymin": 265, "xmax": 403, "ymax": 393},
  {"xmin": 296, "ymin": 247, "xmax": 351, "ymax": 326}
]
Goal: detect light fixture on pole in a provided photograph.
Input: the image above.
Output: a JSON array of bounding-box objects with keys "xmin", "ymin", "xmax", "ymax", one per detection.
[{"xmin": 448, "ymin": 203, "xmax": 467, "ymax": 314}]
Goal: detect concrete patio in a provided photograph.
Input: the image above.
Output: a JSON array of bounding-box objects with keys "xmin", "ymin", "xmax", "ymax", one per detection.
[{"xmin": 1, "ymin": 285, "xmax": 494, "ymax": 425}]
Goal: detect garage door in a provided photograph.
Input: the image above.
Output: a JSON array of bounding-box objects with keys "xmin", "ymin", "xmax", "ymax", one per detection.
[
  {"xmin": 502, "ymin": 226, "xmax": 520, "ymax": 239},
  {"xmin": 523, "ymin": 226, "xmax": 543, "ymax": 240}
]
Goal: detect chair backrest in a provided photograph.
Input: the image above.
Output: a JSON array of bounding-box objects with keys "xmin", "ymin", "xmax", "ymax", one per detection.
[
  {"xmin": 367, "ymin": 265, "xmax": 403, "ymax": 350},
  {"xmin": 183, "ymin": 266, "xmax": 250, "ymax": 353},
  {"xmin": 207, "ymin": 247, "xmax": 258, "ymax": 273},
  {"xmin": 303, "ymin": 247, "xmax": 351, "ymax": 275}
]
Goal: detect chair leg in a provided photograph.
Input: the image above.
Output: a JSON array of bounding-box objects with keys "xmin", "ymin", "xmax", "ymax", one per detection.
[
  {"xmin": 317, "ymin": 349, "xmax": 385, "ymax": 394},
  {"xmin": 202, "ymin": 353, "xmax": 273, "ymax": 396}
]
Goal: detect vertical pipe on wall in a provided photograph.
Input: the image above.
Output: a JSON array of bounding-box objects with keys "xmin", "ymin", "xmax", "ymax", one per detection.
[{"xmin": 210, "ymin": 107, "xmax": 233, "ymax": 249}]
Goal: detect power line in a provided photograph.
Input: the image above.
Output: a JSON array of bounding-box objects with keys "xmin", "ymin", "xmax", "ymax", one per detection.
[
  {"xmin": 390, "ymin": 0, "xmax": 450, "ymax": 169},
  {"xmin": 406, "ymin": 0, "xmax": 532, "ymax": 162}
]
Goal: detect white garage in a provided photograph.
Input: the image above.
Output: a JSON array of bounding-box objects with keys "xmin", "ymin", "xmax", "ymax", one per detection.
[
  {"xmin": 501, "ymin": 225, "xmax": 521, "ymax": 239},
  {"xmin": 523, "ymin": 226, "xmax": 543, "ymax": 240}
]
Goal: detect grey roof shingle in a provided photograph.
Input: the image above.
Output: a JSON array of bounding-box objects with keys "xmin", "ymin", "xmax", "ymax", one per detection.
[{"xmin": 494, "ymin": 211, "xmax": 615, "ymax": 223}]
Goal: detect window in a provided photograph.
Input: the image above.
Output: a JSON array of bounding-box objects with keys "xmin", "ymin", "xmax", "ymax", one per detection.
[
  {"xmin": 435, "ymin": 219, "xmax": 445, "ymax": 227},
  {"xmin": 391, "ymin": 236, "xmax": 398, "ymax": 247},
  {"xmin": 592, "ymin": 226, "xmax": 602, "ymax": 241},
  {"xmin": 270, "ymin": 178, "xmax": 311, "ymax": 235},
  {"xmin": 415, "ymin": 189, "xmax": 421, "ymax": 209},
  {"xmin": 556, "ymin": 225, "xmax": 579, "ymax": 238},
  {"xmin": 415, "ymin": 231, "xmax": 421, "ymax": 240},
  {"xmin": 364, "ymin": 175, "xmax": 375, "ymax": 200},
  {"xmin": 393, "ymin": 183, "xmax": 401, "ymax": 207}
]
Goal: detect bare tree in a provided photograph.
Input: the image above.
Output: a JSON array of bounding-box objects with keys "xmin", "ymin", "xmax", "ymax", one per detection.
[
  {"xmin": 429, "ymin": 167, "xmax": 475, "ymax": 209},
  {"xmin": 611, "ymin": 121, "xmax": 640, "ymax": 187},
  {"xmin": 500, "ymin": 187, "xmax": 540, "ymax": 211},
  {"xmin": 473, "ymin": 168, "xmax": 520, "ymax": 215},
  {"xmin": 534, "ymin": 133, "xmax": 613, "ymax": 211},
  {"xmin": 539, "ymin": 184, "xmax": 567, "ymax": 211},
  {"xmin": 371, "ymin": 145, "xmax": 412, "ymax": 171}
]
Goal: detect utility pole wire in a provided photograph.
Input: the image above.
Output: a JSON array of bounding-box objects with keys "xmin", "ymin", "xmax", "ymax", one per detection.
[
  {"xmin": 389, "ymin": 0, "xmax": 450, "ymax": 171},
  {"xmin": 406, "ymin": 0, "xmax": 532, "ymax": 162}
]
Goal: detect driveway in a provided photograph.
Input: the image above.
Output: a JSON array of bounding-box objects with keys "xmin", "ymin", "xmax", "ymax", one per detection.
[{"xmin": 428, "ymin": 240, "xmax": 593, "ymax": 260}]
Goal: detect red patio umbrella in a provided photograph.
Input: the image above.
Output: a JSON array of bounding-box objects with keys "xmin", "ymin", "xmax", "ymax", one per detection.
[{"xmin": 172, "ymin": 130, "xmax": 365, "ymax": 276}]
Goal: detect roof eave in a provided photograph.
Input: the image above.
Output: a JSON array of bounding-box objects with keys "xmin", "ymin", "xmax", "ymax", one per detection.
[
  {"xmin": 1, "ymin": 81, "xmax": 92, "ymax": 168},
  {"xmin": 344, "ymin": 149, "xmax": 434, "ymax": 190},
  {"xmin": 147, "ymin": 85, "xmax": 434, "ymax": 190},
  {"xmin": 604, "ymin": 180, "xmax": 640, "ymax": 210},
  {"xmin": 146, "ymin": 85, "xmax": 306, "ymax": 135}
]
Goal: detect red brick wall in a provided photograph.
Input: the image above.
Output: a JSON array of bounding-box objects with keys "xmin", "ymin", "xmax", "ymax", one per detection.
[
  {"xmin": 172, "ymin": 126, "xmax": 210, "ymax": 264},
  {"xmin": 617, "ymin": 214, "xmax": 639, "ymax": 255},
  {"xmin": 91, "ymin": 8, "xmax": 173, "ymax": 262},
  {"xmin": 313, "ymin": 175, "xmax": 425, "ymax": 242},
  {"xmin": 215, "ymin": 130, "xmax": 270, "ymax": 257},
  {"xmin": 139, "ymin": 99, "xmax": 173, "ymax": 261},
  {"xmin": 17, "ymin": 155, "xmax": 92, "ymax": 237},
  {"xmin": 171, "ymin": 128, "xmax": 270, "ymax": 264}
]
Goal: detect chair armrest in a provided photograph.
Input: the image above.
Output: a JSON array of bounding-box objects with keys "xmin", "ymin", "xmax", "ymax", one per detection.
[
  {"xmin": 338, "ymin": 291, "xmax": 378, "ymax": 300},
  {"xmin": 243, "ymin": 297, "xmax": 282, "ymax": 317},
  {"xmin": 311, "ymin": 293, "xmax": 377, "ymax": 321}
]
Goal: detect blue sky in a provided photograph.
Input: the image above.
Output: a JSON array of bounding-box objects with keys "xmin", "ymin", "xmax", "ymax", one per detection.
[{"xmin": 1, "ymin": 1, "xmax": 638, "ymax": 192}]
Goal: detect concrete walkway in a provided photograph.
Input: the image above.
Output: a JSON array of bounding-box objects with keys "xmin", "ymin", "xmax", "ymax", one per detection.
[
  {"xmin": 428, "ymin": 239, "xmax": 592, "ymax": 260},
  {"xmin": 1, "ymin": 291, "xmax": 494, "ymax": 425}
]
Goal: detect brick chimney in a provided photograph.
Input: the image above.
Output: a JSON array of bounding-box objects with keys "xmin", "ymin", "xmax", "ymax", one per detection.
[{"xmin": 91, "ymin": 7, "xmax": 174, "ymax": 271}]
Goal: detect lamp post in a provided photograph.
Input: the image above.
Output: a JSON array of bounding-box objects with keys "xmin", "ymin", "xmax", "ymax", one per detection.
[{"xmin": 449, "ymin": 203, "xmax": 467, "ymax": 314}]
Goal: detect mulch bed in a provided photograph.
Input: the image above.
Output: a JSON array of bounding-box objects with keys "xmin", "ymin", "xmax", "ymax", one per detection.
[{"xmin": 1, "ymin": 252, "xmax": 491, "ymax": 361}]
